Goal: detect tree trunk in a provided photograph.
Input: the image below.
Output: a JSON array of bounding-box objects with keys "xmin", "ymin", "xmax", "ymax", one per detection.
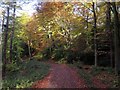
[
  {"xmin": 2, "ymin": 13, "xmax": 5, "ymax": 60},
  {"xmin": 86, "ymin": 13, "xmax": 89, "ymax": 46},
  {"xmin": 10, "ymin": 4, "xmax": 16, "ymax": 63},
  {"xmin": 106, "ymin": 2, "xmax": 113, "ymax": 67},
  {"xmin": 92, "ymin": 2, "xmax": 97, "ymax": 67},
  {"xmin": 28, "ymin": 40, "xmax": 31, "ymax": 60},
  {"xmin": 2, "ymin": 14, "xmax": 5, "ymax": 32},
  {"xmin": 2, "ymin": 7, "xmax": 9, "ymax": 77},
  {"xmin": 112, "ymin": 2, "xmax": 120, "ymax": 75}
]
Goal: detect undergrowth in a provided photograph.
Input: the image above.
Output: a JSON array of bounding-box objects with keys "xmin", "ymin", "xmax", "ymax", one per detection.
[
  {"xmin": 78, "ymin": 69, "xmax": 95, "ymax": 88},
  {"xmin": 3, "ymin": 60, "xmax": 50, "ymax": 88},
  {"xmin": 70, "ymin": 61, "xmax": 119, "ymax": 88}
]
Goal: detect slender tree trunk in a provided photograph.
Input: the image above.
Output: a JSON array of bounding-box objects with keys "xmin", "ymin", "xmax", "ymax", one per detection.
[
  {"xmin": 86, "ymin": 14, "xmax": 88, "ymax": 29},
  {"xmin": 2, "ymin": 7, "xmax": 9, "ymax": 77},
  {"xmin": 28, "ymin": 40, "xmax": 31, "ymax": 60},
  {"xmin": 92, "ymin": 2, "xmax": 97, "ymax": 67},
  {"xmin": 2, "ymin": 13, "xmax": 5, "ymax": 60},
  {"xmin": 10, "ymin": 4, "xmax": 16, "ymax": 63},
  {"xmin": 112, "ymin": 2, "xmax": 120, "ymax": 75},
  {"xmin": 86, "ymin": 13, "xmax": 89, "ymax": 46},
  {"xmin": 106, "ymin": 2, "xmax": 113, "ymax": 67},
  {"xmin": 2, "ymin": 14, "xmax": 5, "ymax": 32}
]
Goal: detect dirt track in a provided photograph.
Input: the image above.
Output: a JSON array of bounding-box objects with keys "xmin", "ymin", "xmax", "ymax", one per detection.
[{"xmin": 32, "ymin": 63, "xmax": 88, "ymax": 88}]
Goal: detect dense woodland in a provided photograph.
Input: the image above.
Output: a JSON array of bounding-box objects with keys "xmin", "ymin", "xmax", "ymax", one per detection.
[{"xmin": 0, "ymin": 1, "xmax": 120, "ymax": 88}]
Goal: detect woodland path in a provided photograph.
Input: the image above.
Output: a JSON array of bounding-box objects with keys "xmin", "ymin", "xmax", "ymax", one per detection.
[{"xmin": 32, "ymin": 62, "xmax": 88, "ymax": 88}]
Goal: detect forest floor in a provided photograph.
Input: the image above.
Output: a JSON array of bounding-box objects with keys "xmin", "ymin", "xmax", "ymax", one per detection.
[
  {"xmin": 3, "ymin": 59, "xmax": 119, "ymax": 88},
  {"xmin": 32, "ymin": 62, "xmax": 88, "ymax": 88},
  {"xmin": 31, "ymin": 61, "xmax": 118, "ymax": 88}
]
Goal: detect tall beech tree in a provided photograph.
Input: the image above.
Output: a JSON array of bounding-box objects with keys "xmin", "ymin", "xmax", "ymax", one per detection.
[
  {"xmin": 10, "ymin": 2, "xmax": 16, "ymax": 62},
  {"xmin": 2, "ymin": 6, "xmax": 9, "ymax": 77},
  {"xmin": 106, "ymin": 2, "xmax": 113, "ymax": 67},
  {"xmin": 112, "ymin": 2, "xmax": 120, "ymax": 75},
  {"xmin": 92, "ymin": 2, "xmax": 97, "ymax": 67}
]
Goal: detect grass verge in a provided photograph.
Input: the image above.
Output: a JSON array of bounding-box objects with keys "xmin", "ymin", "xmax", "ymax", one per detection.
[
  {"xmin": 69, "ymin": 62, "xmax": 119, "ymax": 88},
  {"xmin": 3, "ymin": 60, "xmax": 50, "ymax": 88}
]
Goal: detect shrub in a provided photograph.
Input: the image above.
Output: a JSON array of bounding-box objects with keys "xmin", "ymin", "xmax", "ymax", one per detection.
[
  {"xmin": 66, "ymin": 50, "xmax": 74, "ymax": 64},
  {"xmin": 52, "ymin": 48, "xmax": 64, "ymax": 60},
  {"xmin": 33, "ymin": 52, "xmax": 43, "ymax": 60},
  {"xmin": 57, "ymin": 58, "xmax": 67, "ymax": 64},
  {"xmin": 3, "ymin": 60, "xmax": 50, "ymax": 88},
  {"xmin": 6, "ymin": 61, "xmax": 20, "ymax": 72},
  {"xmin": 80, "ymin": 51, "xmax": 94, "ymax": 65},
  {"xmin": 42, "ymin": 48, "xmax": 52, "ymax": 59},
  {"xmin": 90, "ymin": 66, "xmax": 102, "ymax": 76}
]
